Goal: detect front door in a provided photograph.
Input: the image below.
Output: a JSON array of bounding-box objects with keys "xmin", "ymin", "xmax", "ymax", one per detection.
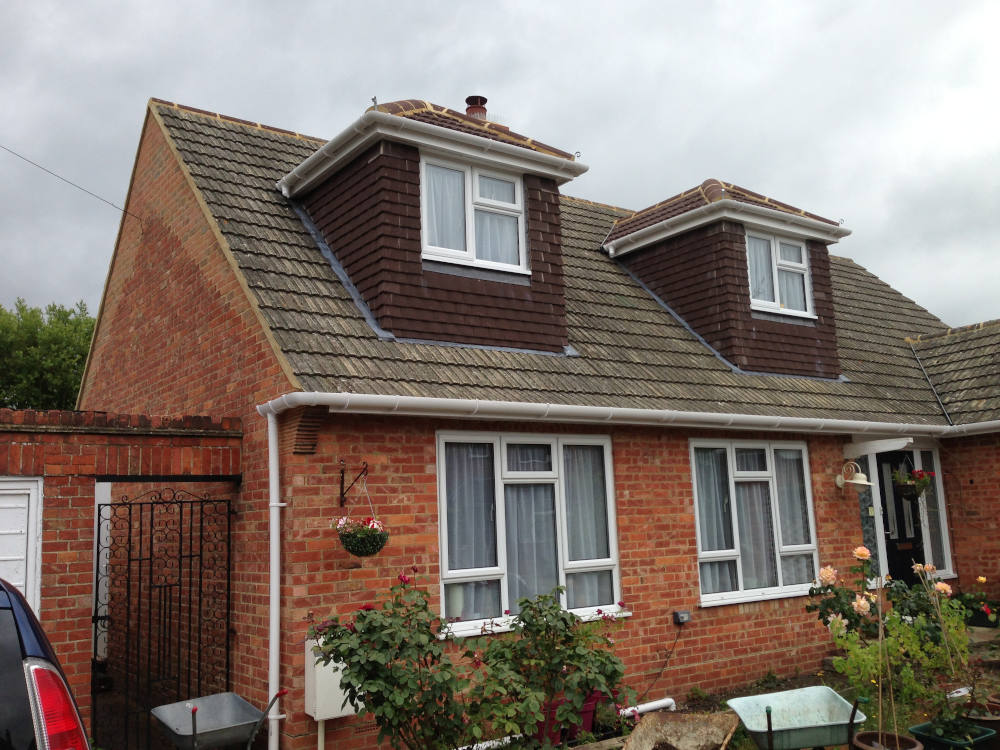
[{"xmin": 875, "ymin": 450, "xmax": 924, "ymax": 585}]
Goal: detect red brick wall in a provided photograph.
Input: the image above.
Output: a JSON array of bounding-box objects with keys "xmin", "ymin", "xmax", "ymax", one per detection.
[
  {"xmin": 276, "ymin": 415, "xmax": 857, "ymax": 750},
  {"xmin": 301, "ymin": 142, "xmax": 568, "ymax": 352},
  {"xmin": 0, "ymin": 409, "xmax": 241, "ymax": 731},
  {"xmin": 940, "ymin": 433, "xmax": 1000, "ymax": 597},
  {"xmin": 621, "ymin": 221, "xmax": 840, "ymax": 378},
  {"xmin": 77, "ymin": 107, "xmax": 294, "ymax": 734}
]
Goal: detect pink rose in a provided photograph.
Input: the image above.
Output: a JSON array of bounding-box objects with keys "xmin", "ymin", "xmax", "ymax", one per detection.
[
  {"xmin": 934, "ymin": 581, "xmax": 952, "ymax": 596},
  {"xmin": 851, "ymin": 595, "xmax": 871, "ymax": 615},
  {"xmin": 852, "ymin": 546, "xmax": 871, "ymax": 561},
  {"xmin": 818, "ymin": 565, "xmax": 838, "ymax": 586}
]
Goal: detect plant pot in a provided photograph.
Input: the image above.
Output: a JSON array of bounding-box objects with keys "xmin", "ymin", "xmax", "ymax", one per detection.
[
  {"xmin": 337, "ymin": 529, "xmax": 389, "ymax": 557},
  {"xmin": 894, "ymin": 482, "xmax": 922, "ymax": 500},
  {"xmin": 535, "ymin": 698, "xmax": 566, "ymax": 745},
  {"xmin": 965, "ymin": 710, "xmax": 1000, "ymax": 750},
  {"xmin": 853, "ymin": 730, "xmax": 924, "ymax": 750},
  {"xmin": 566, "ymin": 690, "xmax": 604, "ymax": 741},
  {"xmin": 909, "ymin": 722, "xmax": 996, "ymax": 750}
]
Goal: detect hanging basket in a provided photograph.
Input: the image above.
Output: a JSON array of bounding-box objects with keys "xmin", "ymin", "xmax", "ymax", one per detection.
[
  {"xmin": 894, "ymin": 481, "xmax": 922, "ymax": 500},
  {"xmin": 338, "ymin": 527, "xmax": 390, "ymax": 557}
]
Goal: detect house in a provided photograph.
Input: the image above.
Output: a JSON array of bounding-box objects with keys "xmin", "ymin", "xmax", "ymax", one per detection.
[{"xmin": 76, "ymin": 95, "xmax": 1000, "ymax": 750}]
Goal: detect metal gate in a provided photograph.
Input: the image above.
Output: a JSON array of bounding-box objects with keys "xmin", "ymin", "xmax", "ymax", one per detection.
[{"xmin": 92, "ymin": 488, "xmax": 232, "ymax": 750}]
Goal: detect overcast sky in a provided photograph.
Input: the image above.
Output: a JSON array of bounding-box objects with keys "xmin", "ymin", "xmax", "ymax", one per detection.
[{"xmin": 2, "ymin": 1, "xmax": 997, "ymax": 328}]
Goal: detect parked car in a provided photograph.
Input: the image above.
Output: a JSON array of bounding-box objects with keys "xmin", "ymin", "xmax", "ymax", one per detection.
[{"xmin": 0, "ymin": 577, "xmax": 88, "ymax": 749}]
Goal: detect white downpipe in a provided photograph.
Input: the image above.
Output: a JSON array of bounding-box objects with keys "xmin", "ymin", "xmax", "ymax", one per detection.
[
  {"xmin": 619, "ymin": 696, "xmax": 676, "ymax": 717},
  {"xmin": 266, "ymin": 412, "xmax": 285, "ymax": 750},
  {"xmin": 255, "ymin": 390, "xmax": 965, "ymax": 438},
  {"xmin": 317, "ymin": 719, "xmax": 324, "ymax": 750}
]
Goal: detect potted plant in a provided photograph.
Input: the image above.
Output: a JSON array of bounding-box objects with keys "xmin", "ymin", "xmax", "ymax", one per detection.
[
  {"xmin": 892, "ymin": 468, "xmax": 936, "ymax": 500},
  {"xmin": 334, "ymin": 515, "xmax": 388, "ymax": 557}
]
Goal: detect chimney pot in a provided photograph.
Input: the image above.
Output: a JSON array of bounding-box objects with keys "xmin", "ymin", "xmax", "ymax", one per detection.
[{"xmin": 465, "ymin": 95, "xmax": 488, "ymax": 120}]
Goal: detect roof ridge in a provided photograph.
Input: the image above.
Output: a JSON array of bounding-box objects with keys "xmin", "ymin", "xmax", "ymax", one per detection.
[
  {"xmin": 150, "ymin": 98, "xmax": 325, "ymax": 144},
  {"xmin": 908, "ymin": 318, "xmax": 1000, "ymax": 344},
  {"xmin": 560, "ymin": 193, "xmax": 634, "ymax": 215}
]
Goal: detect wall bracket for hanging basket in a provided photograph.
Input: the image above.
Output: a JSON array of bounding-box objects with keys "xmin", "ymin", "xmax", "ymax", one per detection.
[{"xmin": 339, "ymin": 460, "xmax": 368, "ymax": 507}]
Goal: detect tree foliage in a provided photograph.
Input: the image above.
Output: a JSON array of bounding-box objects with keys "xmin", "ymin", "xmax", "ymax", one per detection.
[{"xmin": 0, "ymin": 298, "xmax": 95, "ymax": 410}]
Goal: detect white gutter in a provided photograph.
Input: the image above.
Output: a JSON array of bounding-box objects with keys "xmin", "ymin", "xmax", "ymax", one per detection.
[
  {"xmin": 276, "ymin": 110, "xmax": 588, "ymax": 198},
  {"xmin": 603, "ymin": 199, "xmax": 851, "ymax": 258},
  {"xmin": 264, "ymin": 412, "xmax": 285, "ymax": 750}
]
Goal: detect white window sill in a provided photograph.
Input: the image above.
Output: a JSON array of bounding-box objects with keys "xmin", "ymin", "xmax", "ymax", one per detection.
[
  {"xmin": 699, "ymin": 584, "xmax": 812, "ymax": 608},
  {"xmin": 749, "ymin": 302, "xmax": 818, "ymax": 320},
  {"xmin": 421, "ymin": 249, "xmax": 531, "ymax": 276},
  {"xmin": 441, "ymin": 606, "xmax": 632, "ymax": 639}
]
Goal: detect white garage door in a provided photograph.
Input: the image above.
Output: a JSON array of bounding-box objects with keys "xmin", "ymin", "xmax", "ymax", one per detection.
[{"xmin": 0, "ymin": 478, "xmax": 42, "ymax": 610}]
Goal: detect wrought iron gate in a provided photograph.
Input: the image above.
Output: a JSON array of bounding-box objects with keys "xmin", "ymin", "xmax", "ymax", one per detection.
[{"xmin": 92, "ymin": 489, "xmax": 232, "ymax": 750}]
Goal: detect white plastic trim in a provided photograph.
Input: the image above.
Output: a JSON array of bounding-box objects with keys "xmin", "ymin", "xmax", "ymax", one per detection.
[
  {"xmin": 603, "ymin": 199, "xmax": 851, "ymax": 258},
  {"xmin": 276, "ymin": 110, "xmax": 588, "ymax": 198},
  {"xmin": 266, "ymin": 412, "xmax": 283, "ymax": 750},
  {"xmin": 256, "ymin": 391, "xmax": 964, "ymax": 437}
]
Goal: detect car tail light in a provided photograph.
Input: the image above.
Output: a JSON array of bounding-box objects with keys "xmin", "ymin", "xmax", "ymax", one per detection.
[{"xmin": 25, "ymin": 660, "xmax": 88, "ymax": 750}]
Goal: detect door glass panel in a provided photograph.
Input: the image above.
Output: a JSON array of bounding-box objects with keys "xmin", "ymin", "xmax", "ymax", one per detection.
[{"xmin": 921, "ymin": 450, "xmax": 946, "ymax": 569}]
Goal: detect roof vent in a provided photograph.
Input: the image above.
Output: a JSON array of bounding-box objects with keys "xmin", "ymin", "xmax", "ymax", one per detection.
[{"xmin": 465, "ymin": 95, "xmax": 487, "ymax": 120}]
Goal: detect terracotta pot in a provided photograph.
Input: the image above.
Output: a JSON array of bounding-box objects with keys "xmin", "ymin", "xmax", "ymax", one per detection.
[{"xmin": 853, "ymin": 730, "xmax": 924, "ymax": 750}]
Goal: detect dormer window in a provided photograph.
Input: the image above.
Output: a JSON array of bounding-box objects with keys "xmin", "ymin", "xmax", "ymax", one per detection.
[
  {"xmin": 421, "ymin": 157, "xmax": 528, "ymax": 273},
  {"xmin": 746, "ymin": 232, "xmax": 814, "ymax": 317}
]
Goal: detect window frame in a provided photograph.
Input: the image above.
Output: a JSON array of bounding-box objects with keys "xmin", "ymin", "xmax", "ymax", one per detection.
[
  {"xmin": 745, "ymin": 231, "xmax": 816, "ymax": 319},
  {"xmin": 420, "ymin": 156, "xmax": 530, "ymax": 275},
  {"xmin": 437, "ymin": 432, "xmax": 622, "ymax": 636},
  {"xmin": 690, "ymin": 439, "xmax": 818, "ymax": 606},
  {"xmin": 0, "ymin": 477, "xmax": 43, "ymax": 612}
]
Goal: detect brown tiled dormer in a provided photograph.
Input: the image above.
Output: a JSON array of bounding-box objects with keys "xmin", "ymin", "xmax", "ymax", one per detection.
[
  {"xmin": 280, "ymin": 97, "xmax": 586, "ymax": 353},
  {"xmin": 606, "ymin": 180, "xmax": 850, "ymax": 379}
]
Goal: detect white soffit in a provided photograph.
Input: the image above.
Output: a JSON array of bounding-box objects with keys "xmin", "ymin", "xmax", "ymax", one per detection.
[
  {"xmin": 843, "ymin": 437, "xmax": 914, "ymax": 458},
  {"xmin": 277, "ymin": 110, "xmax": 588, "ymax": 198},
  {"xmin": 603, "ymin": 199, "xmax": 852, "ymax": 258}
]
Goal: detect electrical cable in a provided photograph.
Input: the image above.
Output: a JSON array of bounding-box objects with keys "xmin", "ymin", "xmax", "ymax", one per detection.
[
  {"xmin": 0, "ymin": 142, "xmax": 144, "ymax": 227},
  {"xmin": 634, "ymin": 622, "xmax": 684, "ymax": 705}
]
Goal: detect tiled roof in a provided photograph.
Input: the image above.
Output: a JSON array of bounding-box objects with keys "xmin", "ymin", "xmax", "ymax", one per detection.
[
  {"xmin": 371, "ymin": 99, "xmax": 575, "ymax": 160},
  {"xmin": 605, "ymin": 178, "xmax": 840, "ymax": 243},
  {"xmin": 910, "ymin": 321, "xmax": 1000, "ymax": 424},
  {"xmin": 152, "ymin": 100, "xmax": 957, "ymax": 426}
]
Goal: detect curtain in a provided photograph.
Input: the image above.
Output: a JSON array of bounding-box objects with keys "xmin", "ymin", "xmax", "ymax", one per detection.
[
  {"xmin": 774, "ymin": 449, "xmax": 810, "ymax": 545},
  {"xmin": 507, "ymin": 443, "xmax": 551, "ymax": 472},
  {"xmin": 747, "ymin": 236, "xmax": 775, "ymax": 302},
  {"xmin": 505, "ymin": 484, "xmax": 558, "ymax": 614},
  {"xmin": 444, "ymin": 443, "xmax": 497, "ymax": 620},
  {"xmin": 563, "ymin": 445, "xmax": 611, "ymax": 609},
  {"xmin": 479, "ymin": 175, "xmax": 515, "ymax": 203},
  {"xmin": 426, "ymin": 165, "xmax": 465, "ymax": 251},
  {"xmin": 567, "ymin": 571, "xmax": 613, "ymax": 609},
  {"xmin": 474, "ymin": 209, "xmax": 518, "ymax": 265},
  {"xmin": 778, "ymin": 269, "xmax": 807, "ymax": 311},
  {"xmin": 694, "ymin": 448, "xmax": 736, "ymax": 593},
  {"xmin": 781, "ymin": 555, "xmax": 814, "ymax": 585},
  {"xmin": 736, "ymin": 481, "xmax": 777, "ymax": 589}
]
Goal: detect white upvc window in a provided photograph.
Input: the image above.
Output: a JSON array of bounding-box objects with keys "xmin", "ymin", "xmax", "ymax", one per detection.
[
  {"xmin": 746, "ymin": 232, "xmax": 815, "ymax": 317},
  {"xmin": 420, "ymin": 157, "xmax": 529, "ymax": 274},
  {"xmin": 437, "ymin": 433, "xmax": 620, "ymax": 635},
  {"xmin": 691, "ymin": 440, "xmax": 818, "ymax": 606}
]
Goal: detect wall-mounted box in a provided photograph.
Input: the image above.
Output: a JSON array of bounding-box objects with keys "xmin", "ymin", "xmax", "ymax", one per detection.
[{"xmin": 304, "ymin": 640, "xmax": 357, "ymax": 720}]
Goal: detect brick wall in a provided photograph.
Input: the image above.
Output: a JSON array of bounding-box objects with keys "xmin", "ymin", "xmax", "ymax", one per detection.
[
  {"xmin": 77, "ymin": 107, "xmax": 294, "ymax": 733},
  {"xmin": 0, "ymin": 408, "xmax": 241, "ymax": 730},
  {"xmin": 621, "ymin": 221, "xmax": 840, "ymax": 378},
  {"xmin": 301, "ymin": 141, "xmax": 568, "ymax": 352},
  {"xmin": 940, "ymin": 433, "xmax": 1000, "ymax": 597},
  {"xmin": 275, "ymin": 415, "xmax": 858, "ymax": 750}
]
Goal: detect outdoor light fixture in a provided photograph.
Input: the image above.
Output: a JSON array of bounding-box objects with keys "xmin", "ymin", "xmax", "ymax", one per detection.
[{"xmin": 835, "ymin": 460, "xmax": 872, "ymax": 488}]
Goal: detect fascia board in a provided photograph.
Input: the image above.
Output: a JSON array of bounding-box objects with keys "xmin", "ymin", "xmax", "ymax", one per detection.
[
  {"xmin": 604, "ymin": 199, "xmax": 852, "ymax": 258},
  {"xmin": 277, "ymin": 110, "xmax": 588, "ymax": 198}
]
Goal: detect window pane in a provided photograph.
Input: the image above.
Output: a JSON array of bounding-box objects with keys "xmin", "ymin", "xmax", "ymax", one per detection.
[
  {"xmin": 775, "ymin": 449, "xmax": 811, "ymax": 545},
  {"xmin": 505, "ymin": 484, "xmax": 558, "ymax": 613},
  {"xmin": 426, "ymin": 165, "xmax": 466, "ymax": 251},
  {"xmin": 700, "ymin": 560, "xmax": 737, "ymax": 594},
  {"xmin": 445, "ymin": 443, "xmax": 497, "ymax": 570},
  {"xmin": 921, "ymin": 450, "xmax": 946, "ymax": 568},
  {"xmin": 779, "ymin": 242, "xmax": 803, "ymax": 264},
  {"xmin": 444, "ymin": 581, "xmax": 501, "ymax": 621},
  {"xmin": 474, "ymin": 210, "xmax": 519, "ymax": 265},
  {"xmin": 781, "ymin": 554, "xmax": 815, "ymax": 585},
  {"xmin": 736, "ymin": 481, "xmax": 778, "ymax": 589},
  {"xmin": 735, "ymin": 448, "xmax": 767, "ymax": 472},
  {"xmin": 563, "ymin": 445, "xmax": 610, "ymax": 561},
  {"xmin": 479, "ymin": 175, "xmax": 516, "ymax": 203},
  {"xmin": 747, "ymin": 236, "xmax": 775, "ymax": 302},
  {"xmin": 694, "ymin": 448, "xmax": 734, "ymax": 552},
  {"xmin": 507, "ymin": 444, "xmax": 552, "ymax": 472},
  {"xmin": 778, "ymin": 270, "xmax": 807, "ymax": 311},
  {"xmin": 566, "ymin": 571, "xmax": 613, "ymax": 609}
]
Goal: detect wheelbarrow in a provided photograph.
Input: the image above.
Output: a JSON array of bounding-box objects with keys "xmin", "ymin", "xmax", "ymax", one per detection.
[
  {"xmin": 726, "ymin": 686, "xmax": 867, "ymax": 750},
  {"xmin": 151, "ymin": 689, "xmax": 288, "ymax": 750}
]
